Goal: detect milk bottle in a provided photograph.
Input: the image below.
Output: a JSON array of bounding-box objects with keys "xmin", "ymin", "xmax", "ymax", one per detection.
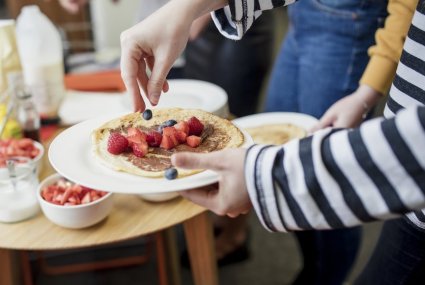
[{"xmin": 16, "ymin": 5, "xmax": 65, "ymax": 119}]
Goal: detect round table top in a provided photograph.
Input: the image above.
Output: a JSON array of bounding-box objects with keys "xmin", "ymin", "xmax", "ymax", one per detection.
[{"xmin": 0, "ymin": 131, "xmax": 206, "ymax": 251}]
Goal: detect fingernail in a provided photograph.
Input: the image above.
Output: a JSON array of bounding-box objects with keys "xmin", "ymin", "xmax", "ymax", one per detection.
[{"xmin": 150, "ymin": 93, "xmax": 160, "ymax": 105}]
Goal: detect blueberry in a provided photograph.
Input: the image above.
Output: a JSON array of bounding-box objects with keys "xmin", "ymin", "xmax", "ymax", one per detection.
[
  {"xmin": 164, "ymin": 167, "xmax": 178, "ymax": 180},
  {"xmin": 157, "ymin": 125, "xmax": 165, "ymax": 134},
  {"xmin": 142, "ymin": 109, "xmax": 153, "ymax": 120},
  {"xmin": 164, "ymin": 119, "xmax": 177, "ymax": 127}
]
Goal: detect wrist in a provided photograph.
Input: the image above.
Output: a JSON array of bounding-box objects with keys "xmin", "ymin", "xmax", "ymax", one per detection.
[
  {"xmin": 183, "ymin": 0, "xmax": 228, "ymax": 20},
  {"xmin": 357, "ymin": 84, "xmax": 382, "ymax": 106}
]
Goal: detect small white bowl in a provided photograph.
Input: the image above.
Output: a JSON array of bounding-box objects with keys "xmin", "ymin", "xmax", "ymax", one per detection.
[
  {"xmin": 138, "ymin": 192, "xmax": 180, "ymax": 203},
  {"xmin": 37, "ymin": 173, "xmax": 113, "ymax": 229}
]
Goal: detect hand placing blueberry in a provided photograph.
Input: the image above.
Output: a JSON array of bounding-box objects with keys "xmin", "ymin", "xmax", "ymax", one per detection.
[
  {"xmin": 164, "ymin": 167, "xmax": 178, "ymax": 180},
  {"xmin": 142, "ymin": 109, "xmax": 153, "ymax": 120}
]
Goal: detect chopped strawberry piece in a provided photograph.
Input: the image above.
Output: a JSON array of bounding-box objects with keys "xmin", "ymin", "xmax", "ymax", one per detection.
[
  {"xmin": 170, "ymin": 133, "xmax": 180, "ymax": 146},
  {"xmin": 187, "ymin": 117, "xmax": 204, "ymax": 136},
  {"xmin": 126, "ymin": 127, "xmax": 147, "ymax": 146},
  {"xmin": 146, "ymin": 131, "xmax": 163, "ymax": 147},
  {"xmin": 174, "ymin": 121, "xmax": 189, "ymax": 135},
  {"xmin": 107, "ymin": 132, "xmax": 129, "ymax": 154},
  {"xmin": 176, "ymin": 130, "xmax": 187, "ymax": 143},
  {"xmin": 132, "ymin": 141, "xmax": 149, "ymax": 157},
  {"xmin": 81, "ymin": 193, "xmax": 91, "ymax": 204},
  {"xmin": 160, "ymin": 135, "xmax": 175, "ymax": 150},
  {"xmin": 162, "ymin": 126, "xmax": 177, "ymax": 136},
  {"xmin": 186, "ymin": 135, "xmax": 201, "ymax": 148}
]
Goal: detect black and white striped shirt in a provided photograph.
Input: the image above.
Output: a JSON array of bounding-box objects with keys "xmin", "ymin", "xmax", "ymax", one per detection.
[{"xmin": 212, "ymin": 0, "xmax": 425, "ymax": 231}]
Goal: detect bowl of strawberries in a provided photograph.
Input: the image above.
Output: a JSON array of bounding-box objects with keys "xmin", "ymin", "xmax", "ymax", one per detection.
[{"xmin": 37, "ymin": 173, "xmax": 113, "ymax": 229}]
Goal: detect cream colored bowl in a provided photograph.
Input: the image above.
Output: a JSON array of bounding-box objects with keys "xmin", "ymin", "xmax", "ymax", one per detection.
[{"xmin": 37, "ymin": 173, "xmax": 113, "ymax": 229}]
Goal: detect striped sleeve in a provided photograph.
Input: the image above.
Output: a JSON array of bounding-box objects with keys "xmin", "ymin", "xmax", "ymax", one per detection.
[
  {"xmin": 245, "ymin": 106, "xmax": 425, "ymax": 232},
  {"xmin": 211, "ymin": 0, "xmax": 296, "ymax": 40}
]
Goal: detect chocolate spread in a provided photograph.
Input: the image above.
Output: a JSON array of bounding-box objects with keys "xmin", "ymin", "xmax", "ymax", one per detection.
[{"xmin": 118, "ymin": 124, "xmax": 227, "ymax": 172}]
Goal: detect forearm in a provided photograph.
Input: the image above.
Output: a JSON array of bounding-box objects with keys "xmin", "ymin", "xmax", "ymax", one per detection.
[{"xmin": 246, "ymin": 106, "xmax": 425, "ymax": 232}]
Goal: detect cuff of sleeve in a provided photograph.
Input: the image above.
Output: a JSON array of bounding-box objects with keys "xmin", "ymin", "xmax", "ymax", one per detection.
[
  {"xmin": 211, "ymin": 5, "xmax": 261, "ymax": 40},
  {"xmin": 245, "ymin": 144, "xmax": 288, "ymax": 233},
  {"xmin": 359, "ymin": 55, "xmax": 398, "ymax": 95}
]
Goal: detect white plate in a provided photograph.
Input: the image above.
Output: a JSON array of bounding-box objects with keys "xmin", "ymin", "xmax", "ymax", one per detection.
[
  {"xmin": 122, "ymin": 79, "xmax": 229, "ymax": 118},
  {"xmin": 59, "ymin": 90, "xmax": 129, "ymax": 126},
  {"xmin": 232, "ymin": 112, "xmax": 319, "ymax": 132},
  {"xmin": 49, "ymin": 114, "xmax": 252, "ymax": 194},
  {"xmin": 60, "ymin": 79, "xmax": 229, "ymax": 126}
]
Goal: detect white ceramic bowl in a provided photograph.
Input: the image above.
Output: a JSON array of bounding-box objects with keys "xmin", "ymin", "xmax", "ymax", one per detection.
[
  {"xmin": 37, "ymin": 173, "xmax": 113, "ymax": 229},
  {"xmin": 138, "ymin": 192, "xmax": 180, "ymax": 203}
]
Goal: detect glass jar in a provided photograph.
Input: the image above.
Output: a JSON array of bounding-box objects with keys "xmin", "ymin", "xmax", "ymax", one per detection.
[
  {"xmin": 15, "ymin": 89, "xmax": 41, "ymax": 141},
  {"xmin": 0, "ymin": 156, "xmax": 39, "ymax": 223}
]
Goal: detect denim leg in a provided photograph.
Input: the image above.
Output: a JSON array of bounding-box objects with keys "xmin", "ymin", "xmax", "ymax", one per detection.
[
  {"xmin": 264, "ymin": 28, "xmax": 299, "ymax": 113},
  {"xmin": 293, "ymin": 228, "xmax": 362, "ymax": 285},
  {"xmin": 354, "ymin": 218, "xmax": 425, "ymax": 285}
]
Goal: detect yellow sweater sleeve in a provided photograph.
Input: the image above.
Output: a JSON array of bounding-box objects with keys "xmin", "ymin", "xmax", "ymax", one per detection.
[{"xmin": 359, "ymin": 0, "xmax": 417, "ymax": 95}]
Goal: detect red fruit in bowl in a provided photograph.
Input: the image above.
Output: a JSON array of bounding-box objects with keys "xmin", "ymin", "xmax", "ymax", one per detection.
[
  {"xmin": 187, "ymin": 117, "xmax": 204, "ymax": 136},
  {"xmin": 107, "ymin": 133, "xmax": 129, "ymax": 154},
  {"xmin": 162, "ymin": 126, "xmax": 177, "ymax": 137},
  {"xmin": 132, "ymin": 141, "xmax": 149, "ymax": 157},
  {"xmin": 146, "ymin": 131, "xmax": 162, "ymax": 147}
]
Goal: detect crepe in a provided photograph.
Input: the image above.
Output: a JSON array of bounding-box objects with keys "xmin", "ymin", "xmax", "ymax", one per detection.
[
  {"xmin": 92, "ymin": 108, "xmax": 244, "ymax": 178},
  {"xmin": 246, "ymin": 123, "xmax": 306, "ymax": 145}
]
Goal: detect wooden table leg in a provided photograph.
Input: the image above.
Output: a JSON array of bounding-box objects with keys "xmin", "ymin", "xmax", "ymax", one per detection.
[
  {"xmin": 163, "ymin": 227, "xmax": 181, "ymax": 285},
  {"xmin": 183, "ymin": 212, "xmax": 218, "ymax": 285},
  {"xmin": 0, "ymin": 249, "xmax": 21, "ymax": 285}
]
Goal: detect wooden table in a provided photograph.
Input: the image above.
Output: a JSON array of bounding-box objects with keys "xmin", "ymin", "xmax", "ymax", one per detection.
[{"xmin": 0, "ymin": 133, "xmax": 218, "ymax": 285}]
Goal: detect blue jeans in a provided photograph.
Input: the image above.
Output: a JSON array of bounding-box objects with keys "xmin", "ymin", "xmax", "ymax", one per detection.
[
  {"xmin": 354, "ymin": 218, "xmax": 425, "ymax": 285},
  {"xmin": 266, "ymin": 0, "xmax": 387, "ymax": 118},
  {"xmin": 265, "ymin": 0, "xmax": 388, "ymax": 284}
]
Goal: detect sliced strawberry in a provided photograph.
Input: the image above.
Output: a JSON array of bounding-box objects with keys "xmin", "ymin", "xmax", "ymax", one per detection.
[
  {"xmin": 107, "ymin": 132, "xmax": 129, "ymax": 154},
  {"xmin": 162, "ymin": 126, "xmax": 177, "ymax": 137},
  {"xmin": 132, "ymin": 141, "xmax": 149, "ymax": 157},
  {"xmin": 81, "ymin": 192, "xmax": 91, "ymax": 204},
  {"xmin": 187, "ymin": 117, "xmax": 204, "ymax": 136},
  {"xmin": 186, "ymin": 135, "xmax": 201, "ymax": 148},
  {"xmin": 146, "ymin": 131, "xmax": 162, "ymax": 147},
  {"xmin": 170, "ymin": 133, "xmax": 179, "ymax": 146},
  {"xmin": 160, "ymin": 135, "xmax": 175, "ymax": 150},
  {"xmin": 176, "ymin": 130, "xmax": 187, "ymax": 143},
  {"xmin": 126, "ymin": 127, "xmax": 147, "ymax": 146},
  {"xmin": 174, "ymin": 121, "xmax": 189, "ymax": 135}
]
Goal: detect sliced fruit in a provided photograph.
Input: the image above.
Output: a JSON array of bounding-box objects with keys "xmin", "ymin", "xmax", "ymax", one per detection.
[
  {"xmin": 126, "ymin": 127, "xmax": 147, "ymax": 146},
  {"xmin": 162, "ymin": 126, "xmax": 177, "ymax": 137},
  {"xmin": 176, "ymin": 130, "xmax": 187, "ymax": 143},
  {"xmin": 107, "ymin": 132, "xmax": 129, "ymax": 154},
  {"xmin": 146, "ymin": 131, "xmax": 163, "ymax": 147},
  {"xmin": 186, "ymin": 135, "xmax": 201, "ymax": 148},
  {"xmin": 187, "ymin": 116, "xmax": 204, "ymax": 136},
  {"xmin": 160, "ymin": 135, "xmax": 175, "ymax": 150},
  {"xmin": 174, "ymin": 121, "xmax": 189, "ymax": 135},
  {"xmin": 132, "ymin": 141, "xmax": 149, "ymax": 157}
]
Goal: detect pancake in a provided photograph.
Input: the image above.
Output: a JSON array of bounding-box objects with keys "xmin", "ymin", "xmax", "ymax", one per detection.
[
  {"xmin": 92, "ymin": 108, "xmax": 244, "ymax": 178},
  {"xmin": 246, "ymin": 123, "xmax": 306, "ymax": 145}
]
